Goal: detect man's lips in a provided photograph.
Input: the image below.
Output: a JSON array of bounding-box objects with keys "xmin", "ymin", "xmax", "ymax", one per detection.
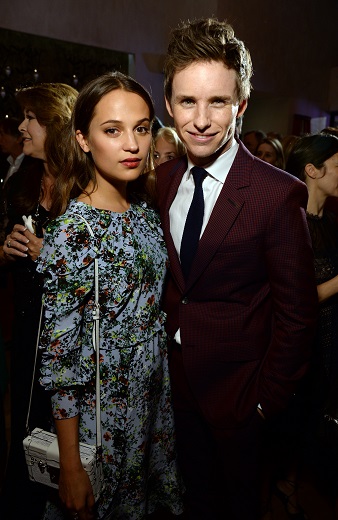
[{"xmin": 188, "ymin": 131, "xmax": 216, "ymax": 141}]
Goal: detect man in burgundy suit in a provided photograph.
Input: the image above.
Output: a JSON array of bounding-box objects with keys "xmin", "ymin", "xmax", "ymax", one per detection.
[{"xmin": 156, "ymin": 18, "xmax": 318, "ymax": 519}]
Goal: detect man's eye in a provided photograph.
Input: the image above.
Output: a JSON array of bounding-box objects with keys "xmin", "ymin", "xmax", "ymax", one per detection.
[{"xmin": 181, "ymin": 99, "xmax": 194, "ymax": 106}]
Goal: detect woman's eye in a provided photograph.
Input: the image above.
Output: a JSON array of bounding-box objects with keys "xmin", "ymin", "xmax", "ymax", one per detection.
[
  {"xmin": 105, "ymin": 128, "xmax": 119, "ymax": 135},
  {"xmin": 153, "ymin": 152, "xmax": 160, "ymax": 160},
  {"xmin": 136, "ymin": 126, "xmax": 149, "ymax": 134}
]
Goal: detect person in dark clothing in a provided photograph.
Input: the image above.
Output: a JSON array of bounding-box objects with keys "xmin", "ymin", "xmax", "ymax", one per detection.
[{"xmin": 0, "ymin": 83, "xmax": 78, "ymax": 520}]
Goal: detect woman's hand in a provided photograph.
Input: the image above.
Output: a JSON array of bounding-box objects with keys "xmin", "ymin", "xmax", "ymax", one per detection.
[
  {"xmin": 59, "ymin": 464, "xmax": 96, "ymax": 520},
  {"xmin": 3, "ymin": 224, "xmax": 44, "ymax": 261},
  {"xmin": 55, "ymin": 416, "xmax": 96, "ymax": 520}
]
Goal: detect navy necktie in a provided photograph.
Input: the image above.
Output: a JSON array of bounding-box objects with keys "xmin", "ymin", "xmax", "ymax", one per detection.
[{"xmin": 180, "ymin": 166, "xmax": 207, "ymax": 280}]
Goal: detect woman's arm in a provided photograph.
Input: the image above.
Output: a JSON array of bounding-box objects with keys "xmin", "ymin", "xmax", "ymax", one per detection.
[
  {"xmin": 55, "ymin": 415, "xmax": 96, "ymax": 519},
  {"xmin": 38, "ymin": 213, "xmax": 98, "ymax": 518},
  {"xmin": 317, "ymin": 274, "xmax": 338, "ymax": 303}
]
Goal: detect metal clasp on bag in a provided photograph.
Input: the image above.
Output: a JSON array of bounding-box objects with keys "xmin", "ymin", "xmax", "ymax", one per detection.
[
  {"xmin": 47, "ymin": 465, "xmax": 60, "ymax": 484},
  {"xmin": 38, "ymin": 460, "xmax": 47, "ymax": 473},
  {"xmin": 92, "ymin": 303, "xmax": 100, "ymax": 321}
]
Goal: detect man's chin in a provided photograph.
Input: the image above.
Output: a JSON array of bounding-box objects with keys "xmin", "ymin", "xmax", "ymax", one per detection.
[{"xmin": 187, "ymin": 138, "xmax": 233, "ymax": 167}]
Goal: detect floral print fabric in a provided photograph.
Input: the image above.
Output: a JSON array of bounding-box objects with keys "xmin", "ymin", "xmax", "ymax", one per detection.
[{"xmin": 37, "ymin": 200, "xmax": 183, "ymax": 519}]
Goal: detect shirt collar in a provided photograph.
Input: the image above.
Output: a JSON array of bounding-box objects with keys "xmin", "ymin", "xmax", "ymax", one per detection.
[
  {"xmin": 7, "ymin": 152, "xmax": 24, "ymax": 167},
  {"xmin": 187, "ymin": 139, "xmax": 239, "ymax": 184}
]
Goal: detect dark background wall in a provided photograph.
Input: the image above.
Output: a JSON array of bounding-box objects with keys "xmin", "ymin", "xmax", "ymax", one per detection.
[{"xmin": 1, "ymin": 0, "xmax": 337, "ymax": 136}]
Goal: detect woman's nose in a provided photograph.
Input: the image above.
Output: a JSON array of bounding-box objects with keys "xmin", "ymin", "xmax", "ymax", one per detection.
[{"xmin": 123, "ymin": 132, "xmax": 138, "ymax": 151}]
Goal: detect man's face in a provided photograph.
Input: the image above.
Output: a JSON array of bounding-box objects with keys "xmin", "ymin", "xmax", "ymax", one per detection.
[{"xmin": 166, "ymin": 60, "xmax": 247, "ymax": 167}]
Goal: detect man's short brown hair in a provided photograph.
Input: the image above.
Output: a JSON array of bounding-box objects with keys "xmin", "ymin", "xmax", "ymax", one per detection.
[{"xmin": 164, "ymin": 17, "xmax": 252, "ymax": 104}]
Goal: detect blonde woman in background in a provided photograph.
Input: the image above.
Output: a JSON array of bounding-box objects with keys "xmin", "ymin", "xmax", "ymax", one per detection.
[
  {"xmin": 256, "ymin": 137, "xmax": 285, "ymax": 170},
  {"xmin": 153, "ymin": 126, "xmax": 186, "ymax": 166}
]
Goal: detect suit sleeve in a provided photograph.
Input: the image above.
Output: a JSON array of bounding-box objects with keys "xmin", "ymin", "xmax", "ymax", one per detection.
[{"xmin": 259, "ymin": 180, "xmax": 318, "ymax": 416}]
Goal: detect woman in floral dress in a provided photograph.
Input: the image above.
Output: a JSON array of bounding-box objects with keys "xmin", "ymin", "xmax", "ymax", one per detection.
[{"xmin": 37, "ymin": 72, "xmax": 183, "ymax": 520}]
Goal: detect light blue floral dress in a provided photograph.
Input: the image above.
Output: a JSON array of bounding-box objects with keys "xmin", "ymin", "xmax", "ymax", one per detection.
[{"xmin": 37, "ymin": 199, "xmax": 183, "ymax": 519}]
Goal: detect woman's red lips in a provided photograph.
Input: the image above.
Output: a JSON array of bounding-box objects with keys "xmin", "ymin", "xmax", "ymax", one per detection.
[{"xmin": 121, "ymin": 158, "xmax": 141, "ymax": 167}]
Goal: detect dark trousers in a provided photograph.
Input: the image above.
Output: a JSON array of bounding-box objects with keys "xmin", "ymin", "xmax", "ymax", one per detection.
[{"xmin": 169, "ymin": 345, "xmax": 264, "ymax": 520}]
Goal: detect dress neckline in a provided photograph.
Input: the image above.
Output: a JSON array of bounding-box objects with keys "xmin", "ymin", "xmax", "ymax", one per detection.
[
  {"xmin": 306, "ymin": 211, "xmax": 323, "ymax": 220},
  {"xmin": 74, "ymin": 199, "xmax": 133, "ymax": 215}
]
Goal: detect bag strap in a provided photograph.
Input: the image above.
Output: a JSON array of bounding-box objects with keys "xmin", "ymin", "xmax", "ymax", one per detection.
[
  {"xmin": 26, "ymin": 213, "xmax": 102, "ymax": 454},
  {"xmin": 25, "ymin": 303, "xmax": 44, "ymax": 435},
  {"xmin": 75, "ymin": 214, "xmax": 102, "ymax": 453}
]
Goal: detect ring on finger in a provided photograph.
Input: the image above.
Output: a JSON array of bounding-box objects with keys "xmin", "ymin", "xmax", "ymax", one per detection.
[{"xmin": 7, "ymin": 240, "xmax": 11, "ymax": 248}]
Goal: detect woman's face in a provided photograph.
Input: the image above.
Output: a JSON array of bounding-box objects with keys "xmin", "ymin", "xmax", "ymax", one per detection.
[
  {"xmin": 314, "ymin": 152, "xmax": 338, "ymax": 199},
  {"xmin": 76, "ymin": 89, "xmax": 152, "ymax": 187},
  {"xmin": 18, "ymin": 109, "xmax": 47, "ymax": 161},
  {"xmin": 256, "ymin": 143, "xmax": 277, "ymax": 166},
  {"xmin": 153, "ymin": 136, "xmax": 177, "ymax": 166}
]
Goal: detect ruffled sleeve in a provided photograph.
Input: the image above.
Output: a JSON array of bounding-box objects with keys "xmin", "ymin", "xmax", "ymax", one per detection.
[{"xmin": 36, "ymin": 207, "xmax": 101, "ymax": 418}]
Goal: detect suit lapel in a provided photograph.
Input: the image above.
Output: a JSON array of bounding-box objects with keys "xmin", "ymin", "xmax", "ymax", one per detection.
[{"xmin": 161, "ymin": 159, "xmax": 187, "ymax": 292}]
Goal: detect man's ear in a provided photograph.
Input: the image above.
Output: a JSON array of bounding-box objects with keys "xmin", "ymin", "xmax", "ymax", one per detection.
[
  {"xmin": 237, "ymin": 99, "xmax": 248, "ymax": 118},
  {"xmin": 165, "ymin": 97, "xmax": 174, "ymax": 118},
  {"xmin": 305, "ymin": 163, "xmax": 319, "ymax": 179},
  {"xmin": 76, "ymin": 130, "xmax": 90, "ymax": 153}
]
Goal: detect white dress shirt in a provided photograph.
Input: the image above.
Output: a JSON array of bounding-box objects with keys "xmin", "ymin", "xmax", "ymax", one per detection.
[
  {"xmin": 169, "ymin": 140, "xmax": 239, "ymax": 343},
  {"xmin": 169, "ymin": 140, "xmax": 239, "ymax": 256},
  {"xmin": 3, "ymin": 153, "xmax": 25, "ymax": 185}
]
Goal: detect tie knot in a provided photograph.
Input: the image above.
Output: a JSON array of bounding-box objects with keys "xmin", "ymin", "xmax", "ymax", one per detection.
[{"xmin": 191, "ymin": 166, "xmax": 207, "ymax": 187}]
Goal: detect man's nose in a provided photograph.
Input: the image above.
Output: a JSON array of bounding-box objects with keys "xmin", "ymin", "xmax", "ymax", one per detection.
[{"xmin": 194, "ymin": 106, "xmax": 210, "ymax": 130}]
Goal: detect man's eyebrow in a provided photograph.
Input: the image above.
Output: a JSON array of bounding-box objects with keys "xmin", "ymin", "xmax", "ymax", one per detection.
[
  {"xmin": 174, "ymin": 94, "xmax": 195, "ymax": 100},
  {"xmin": 174, "ymin": 94, "xmax": 234, "ymax": 102}
]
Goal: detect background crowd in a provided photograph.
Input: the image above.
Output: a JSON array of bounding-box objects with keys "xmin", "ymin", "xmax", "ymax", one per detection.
[{"xmin": 0, "ymin": 15, "xmax": 338, "ymax": 520}]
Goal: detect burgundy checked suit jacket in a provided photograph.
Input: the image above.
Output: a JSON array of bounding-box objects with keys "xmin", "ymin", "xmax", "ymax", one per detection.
[{"xmin": 156, "ymin": 140, "xmax": 318, "ymax": 429}]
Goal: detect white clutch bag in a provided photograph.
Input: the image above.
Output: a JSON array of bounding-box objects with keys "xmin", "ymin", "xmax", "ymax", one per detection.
[{"xmin": 23, "ymin": 428, "xmax": 104, "ymax": 502}]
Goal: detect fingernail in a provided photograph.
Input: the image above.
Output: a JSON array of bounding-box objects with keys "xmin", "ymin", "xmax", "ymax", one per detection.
[
  {"xmin": 26, "ymin": 239, "xmax": 30, "ymax": 244},
  {"xmin": 24, "ymin": 247, "xmax": 28, "ymax": 251}
]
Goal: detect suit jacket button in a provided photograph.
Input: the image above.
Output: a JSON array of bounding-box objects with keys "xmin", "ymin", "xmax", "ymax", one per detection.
[{"xmin": 181, "ymin": 297, "xmax": 189, "ymax": 304}]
